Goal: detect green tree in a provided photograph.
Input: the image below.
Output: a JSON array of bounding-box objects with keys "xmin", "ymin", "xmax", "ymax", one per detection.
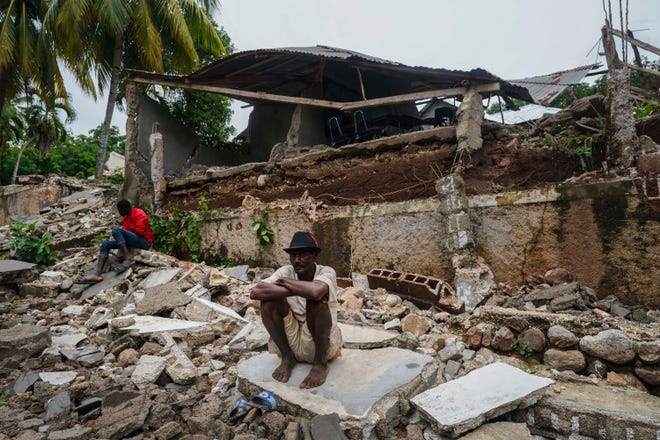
[
  {"xmin": 0, "ymin": 101, "xmax": 25, "ymax": 162},
  {"xmin": 158, "ymin": 24, "xmax": 235, "ymax": 146},
  {"xmin": 45, "ymin": 0, "xmax": 226, "ymax": 179},
  {"xmin": 11, "ymin": 94, "xmax": 75, "ymax": 183},
  {"xmin": 0, "ymin": 0, "xmax": 68, "ymax": 119}
]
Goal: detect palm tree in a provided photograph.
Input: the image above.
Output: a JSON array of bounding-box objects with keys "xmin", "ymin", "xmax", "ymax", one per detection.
[
  {"xmin": 11, "ymin": 94, "xmax": 75, "ymax": 184},
  {"xmin": 45, "ymin": 0, "xmax": 226, "ymax": 179},
  {"xmin": 0, "ymin": 0, "xmax": 68, "ymax": 119},
  {"xmin": 0, "ymin": 101, "xmax": 25, "ymax": 164}
]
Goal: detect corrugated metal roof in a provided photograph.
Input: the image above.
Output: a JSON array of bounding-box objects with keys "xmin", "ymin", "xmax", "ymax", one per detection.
[
  {"xmin": 510, "ymin": 64, "xmax": 600, "ymax": 105},
  {"xmin": 484, "ymin": 104, "xmax": 561, "ymax": 124},
  {"xmin": 189, "ymin": 45, "xmax": 533, "ymax": 102}
]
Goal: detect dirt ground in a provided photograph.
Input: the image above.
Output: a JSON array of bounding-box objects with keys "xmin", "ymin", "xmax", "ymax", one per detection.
[{"xmin": 167, "ymin": 128, "xmax": 585, "ymax": 211}]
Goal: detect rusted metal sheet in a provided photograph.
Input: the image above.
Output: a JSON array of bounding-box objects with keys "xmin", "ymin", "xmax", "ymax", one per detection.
[{"xmin": 510, "ymin": 64, "xmax": 600, "ymax": 106}]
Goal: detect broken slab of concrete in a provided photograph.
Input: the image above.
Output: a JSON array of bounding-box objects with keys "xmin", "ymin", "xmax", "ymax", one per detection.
[
  {"xmin": 237, "ymin": 348, "xmax": 433, "ymax": 420},
  {"xmin": 411, "ymin": 362, "xmax": 553, "ymax": 437},
  {"xmin": 131, "ymin": 355, "xmax": 167, "ymax": 389},
  {"xmin": 140, "ymin": 268, "xmax": 181, "ymax": 289},
  {"xmin": 80, "ymin": 270, "xmax": 127, "ymax": 300},
  {"xmin": 337, "ymin": 323, "xmax": 398, "ymax": 349},
  {"xmin": 459, "ymin": 421, "xmax": 530, "ymax": 440},
  {"xmin": 95, "ymin": 390, "xmax": 151, "ymax": 440},
  {"xmin": 135, "ymin": 282, "xmax": 191, "ymax": 315},
  {"xmin": 39, "ymin": 371, "xmax": 78, "ymax": 386},
  {"xmin": 109, "ymin": 315, "xmax": 210, "ymax": 336},
  {"xmin": 0, "ymin": 260, "xmax": 38, "ymax": 285},
  {"xmin": 519, "ymin": 380, "xmax": 660, "ymax": 439},
  {"xmin": 0, "ymin": 324, "xmax": 51, "ymax": 363}
]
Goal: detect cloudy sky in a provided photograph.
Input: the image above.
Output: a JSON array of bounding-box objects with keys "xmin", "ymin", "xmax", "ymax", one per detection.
[{"xmin": 66, "ymin": 0, "xmax": 660, "ymax": 135}]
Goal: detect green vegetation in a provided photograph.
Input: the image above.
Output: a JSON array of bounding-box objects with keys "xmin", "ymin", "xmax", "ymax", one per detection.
[
  {"xmin": 149, "ymin": 198, "xmax": 210, "ymax": 262},
  {"xmin": 0, "ymin": 125, "xmax": 125, "ymax": 185},
  {"xmin": 542, "ymin": 123, "xmax": 605, "ymax": 171},
  {"xmin": 511, "ymin": 340, "xmax": 533, "ymax": 358},
  {"xmin": 157, "ymin": 25, "xmax": 236, "ymax": 147},
  {"xmin": 252, "ymin": 220, "xmax": 274, "ymax": 246},
  {"xmin": 9, "ymin": 222, "xmax": 58, "ymax": 271}
]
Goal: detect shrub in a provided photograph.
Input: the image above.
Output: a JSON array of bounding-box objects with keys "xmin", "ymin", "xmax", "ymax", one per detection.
[{"xmin": 9, "ymin": 222, "xmax": 58, "ymax": 271}]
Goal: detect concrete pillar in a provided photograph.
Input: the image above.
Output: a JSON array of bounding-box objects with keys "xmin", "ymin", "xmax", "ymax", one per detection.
[
  {"xmin": 150, "ymin": 132, "xmax": 165, "ymax": 209},
  {"xmin": 456, "ymin": 87, "xmax": 484, "ymax": 154},
  {"xmin": 436, "ymin": 173, "xmax": 494, "ymax": 311},
  {"xmin": 287, "ymin": 104, "xmax": 303, "ymax": 148},
  {"xmin": 120, "ymin": 82, "xmax": 153, "ymax": 209},
  {"xmin": 606, "ymin": 68, "xmax": 640, "ymax": 168}
]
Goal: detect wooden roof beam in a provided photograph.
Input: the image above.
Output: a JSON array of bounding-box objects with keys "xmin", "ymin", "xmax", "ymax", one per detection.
[{"xmin": 129, "ymin": 76, "xmax": 501, "ymax": 110}]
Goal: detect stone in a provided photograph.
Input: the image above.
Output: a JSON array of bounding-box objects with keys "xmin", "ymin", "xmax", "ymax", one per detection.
[
  {"xmin": 549, "ymin": 293, "xmax": 582, "ymax": 311},
  {"xmin": 283, "ymin": 421, "xmax": 301, "ymax": 440},
  {"xmin": 45, "ymin": 392, "xmax": 71, "ymax": 421},
  {"xmin": 70, "ymin": 345, "xmax": 105, "ymax": 367},
  {"xmin": 436, "ymin": 295, "xmax": 465, "ymax": 314},
  {"xmin": 84, "ymin": 307, "xmax": 115, "ymax": 329},
  {"xmin": 459, "ymin": 421, "xmax": 530, "ymax": 440},
  {"xmin": 579, "ymin": 329, "xmax": 636, "ymax": 364},
  {"xmin": 523, "ymin": 282, "xmax": 579, "ymax": 305},
  {"xmin": 606, "ymin": 371, "xmax": 648, "ymax": 392},
  {"xmin": 637, "ymin": 340, "xmax": 660, "ymax": 364},
  {"xmin": 61, "ymin": 305, "xmax": 85, "ymax": 316},
  {"xmin": 96, "ymin": 391, "xmax": 151, "ymax": 440},
  {"xmin": 221, "ymin": 265, "xmax": 250, "ymax": 282},
  {"xmin": 136, "ymin": 282, "xmax": 191, "ymax": 315},
  {"xmin": 154, "ymin": 421, "xmax": 182, "ymax": 440},
  {"xmin": 543, "ymin": 268, "xmax": 573, "ymax": 285},
  {"xmin": 47, "ymin": 426, "xmax": 93, "ymax": 440},
  {"xmin": 141, "ymin": 268, "xmax": 181, "ymax": 289},
  {"xmin": 310, "ymin": 413, "xmax": 347, "ymax": 440},
  {"xmin": 400, "ymin": 314, "xmax": 430, "ymax": 337},
  {"xmin": 188, "ymin": 297, "xmax": 248, "ymax": 323},
  {"xmin": 261, "ymin": 411, "xmax": 287, "ymax": 439},
  {"xmin": 610, "ymin": 304, "xmax": 631, "ymax": 318},
  {"xmin": 118, "ymin": 348, "xmax": 140, "ymax": 366},
  {"xmin": 0, "ymin": 324, "xmax": 51, "ymax": 362},
  {"xmin": 634, "ymin": 365, "xmax": 660, "ymax": 385},
  {"xmin": 337, "ymin": 323, "xmax": 398, "ymax": 349},
  {"xmin": 165, "ymin": 340, "xmax": 197, "ymax": 385},
  {"xmin": 383, "ymin": 318, "xmax": 401, "ymax": 330},
  {"xmin": 516, "ymin": 328, "xmax": 546, "ymax": 353},
  {"xmin": 51, "ymin": 332, "xmax": 87, "ymax": 348},
  {"xmin": 444, "ymin": 359, "xmax": 462, "ymax": 381},
  {"xmin": 586, "ymin": 359, "xmax": 608, "ymax": 379},
  {"xmin": 5, "ymin": 371, "xmax": 40, "ymax": 395},
  {"xmin": 110, "ymin": 315, "xmax": 210, "ymax": 336},
  {"xmin": 39, "ymin": 371, "xmax": 77, "ymax": 386},
  {"xmin": 547, "ymin": 325, "xmax": 578, "ymax": 348},
  {"xmin": 411, "ymin": 362, "xmax": 553, "ymax": 437},
  {"xmin": 490, "ymin": 326, "xmax": 514, "ymax": 352},
  {"xmin": 0, "ymin": 260, "xmax": 38, "ymax": 284},
  {"xmin": 438, "ymin": 339, "xmax": 463, "ymax": 362},
  {"xmin": 465, "ymin": 323, "xmax": 493, "ymax": 349},
  {"xmin": 237, "ymin": 348, "xmax": 433, "ymax": 420},
  {"xmin": 543, "ymin": 349, "xmax": 585, "ymax": 372}
]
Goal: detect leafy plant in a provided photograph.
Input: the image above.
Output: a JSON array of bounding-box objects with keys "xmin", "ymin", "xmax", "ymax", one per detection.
[
  {"xmin": 150, "ymin": 207, "xmax": 202, "ymax": 262},
  {"xmin": 0, "ymin": 398, "xmax": 7, "ymax": 406},
  {"xmin": 543, "ymin": 124, "xmax": 604, "ymax": 172},
  {"xmin": 511, "ymin": 340, "xmax": 533, "ymax": 358},
  {"xmin": 8, "ymin": 222, "xmax": 58, "ymax": 271},
  {"xmin": 252, "ymin": 221, "xmax": 274, "ymax": 246}
]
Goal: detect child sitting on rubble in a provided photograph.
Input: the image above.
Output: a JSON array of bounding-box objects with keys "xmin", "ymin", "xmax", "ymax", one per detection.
[{"xmin": 84, "ymin": 199, "xmax": 154, "ymax": 283}]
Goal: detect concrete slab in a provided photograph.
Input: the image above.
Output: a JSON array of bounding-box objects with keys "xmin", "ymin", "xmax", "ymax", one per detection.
[
  {"xmin": 237, "ymin": 347, "xmax": 432, "ymax": 420},
  {"xmin": 110, "ymin": 315, "xmax": 210, "ymax": 336},
  {"xmin": 80, "ymin": 270, "xmax": 126, "ymax": 300},
  {"xmin": 39, "ymin": 371, "xmax": 78, "ymax": 386},
  {"xmin": 0, "ymin": 260, "xmax": 38, "ymax": 285},
  {"xmin": 524, "ymin": 380, "xmax": 660, "ymax": 439},
  {"xmin": 221, "ymin": 265, "xmax": 250, "ymax": 282},
  {"xmin": 337, "ymin": 323, "xmax": 398, "ymax": 349},
  {"xmin": 141, "ymin": 268, "xmax": 181, "ymax": 289},
  {"xmin": 411, "ymin": 362, "xmax": 553, "ymax": 437},
  {"xmin": 192, "ymin": 297, "xmax": 248, "ymax": 323}
]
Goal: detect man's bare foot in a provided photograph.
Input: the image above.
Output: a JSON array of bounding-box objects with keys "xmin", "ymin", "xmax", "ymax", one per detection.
[
  {"xmin": 272, "ymin": 357, "xmax": 296, "ymax": 383},
  {"xmin": 299, "ymin": 364, "xmax": 329, "ymax": 389}
]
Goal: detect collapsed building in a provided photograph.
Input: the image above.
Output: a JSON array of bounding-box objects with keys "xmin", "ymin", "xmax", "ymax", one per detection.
[{"xmin": 1, "ymin": 30, "xmax": 659, "ymax": 439}]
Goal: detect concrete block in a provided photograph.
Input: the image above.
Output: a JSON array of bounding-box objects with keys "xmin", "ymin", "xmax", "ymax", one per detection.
[
  {"xmin": 411, "ymin": 362, "xmax": 553, "ymax": 437},
  {"xmin": 132, "ymin": 355, "xmax": 167, "ymax": 389},
  {"xmin": 0, "ymin": 324, "xmax": 51, "ymax": 362},
  {"xmin": 367, "ymin": 269, "xmax": 455, "ymax": 308},
  {"xmin": 338, "ymin": 323, "xmax": 398, "ymax": 349}
]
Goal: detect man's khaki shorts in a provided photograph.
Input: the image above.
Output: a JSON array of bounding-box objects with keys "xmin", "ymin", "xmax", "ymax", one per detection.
[{"xmin": 267, "ymin": 312, "xmax": 343, "ymax": 363}]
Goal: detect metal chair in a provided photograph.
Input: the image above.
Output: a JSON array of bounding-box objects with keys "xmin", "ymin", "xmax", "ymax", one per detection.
[
  {"xmin": 353, "ymin": 110, "xmax": 382, "ymax": 142},
  {"xmin": 327, "ymin": 116, "xmax": 353, "ymax": 147}
]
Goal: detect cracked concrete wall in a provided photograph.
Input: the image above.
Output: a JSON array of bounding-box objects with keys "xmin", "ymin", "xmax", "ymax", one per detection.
[
  {"xmin": 0, "ymin": 184, "xmax": 61, "ymax": 226},
  {"xmin": 606, "ymin": 68, "xmax": 640, "ymax": 167},
  {"xmin": 456, "ymin": 88, "xmax": 484, "ymax": 153},
  {"xmin": 198, "ymin": 180, "xmax": 658, "ymax": 308}
]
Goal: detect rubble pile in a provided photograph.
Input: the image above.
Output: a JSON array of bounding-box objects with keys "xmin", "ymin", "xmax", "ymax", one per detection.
[{"xmin": 0, "ymin": 178, "xmax": 658, "ymax": 439}]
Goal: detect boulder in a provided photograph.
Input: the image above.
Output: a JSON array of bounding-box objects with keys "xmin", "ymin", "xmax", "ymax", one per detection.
[
  {"xmin": 491, "ymin": 326, "xmax": 515, "ymax": 352},
  {"xmin": 543, "ymin": 349, "xmax": 586, "ymax": 372},
  {"xmin": 401, "ymin": 314, "xmax": 430, "ymax": 337},
  {"xmin": 637, "ymin": 340, "xmax": 660, "ymax": 364},
  {"xmin": 517, "ymin": 328, "xmax": 546, "ymax": 353},
  {"xmin": 579, "ymin": 330, "xmax": 636, "ymax": 364},
  {"xmin": 547, "ymin": 325, "xmax": 578, "ymax": 348},
  {"xmin": 543, "ymin": 268, "xmax": 573, "ymax": 285},
  {"xmin": 0, "ymin": 324, "xmax": 51, "ymax": 363}
]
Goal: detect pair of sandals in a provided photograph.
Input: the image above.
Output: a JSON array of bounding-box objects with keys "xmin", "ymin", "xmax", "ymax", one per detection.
[{"xmin": 229, "ymin": 390, "xmax": 286, "ymax": 423}]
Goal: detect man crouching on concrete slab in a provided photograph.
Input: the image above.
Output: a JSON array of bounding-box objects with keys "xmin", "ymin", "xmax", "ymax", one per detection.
[{"xmin": 250, "ymin": 231, "xmax": 343, "ymax": 389}]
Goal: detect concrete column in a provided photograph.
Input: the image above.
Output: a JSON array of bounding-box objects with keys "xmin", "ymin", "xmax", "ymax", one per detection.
[
  {"xmin": 286, "ymin": 104, "xmax": 303, "ymax": 148},
  {"xmin": 456, "ymin": 87, "xmax": 484, "ymax": 154},
  {"xmin": 436, "ymin": 173, "xmax": 494, "ymax": 311},
  {"xmin": 606, "ymin": 68, "xmax": 640, "ymax": 168},
  {"xmin": 150, "ymin": 132, "xmax": 165, "ymax": 209},
  {"xmin": 120, "ymin": 82, "xmax": 153, "ymax": 209}
]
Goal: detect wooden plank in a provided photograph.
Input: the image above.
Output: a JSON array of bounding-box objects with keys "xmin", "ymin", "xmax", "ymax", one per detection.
[
  {"xmin": 130, "ymin": 76, "xmax": 501, "ymax": 111},
  {"xmin": 610, "ymin": 28, "xmax": 660, "ymax": 56},
  {"xmin": 631, "ymin": 94, "xmax": 660, "ymax": 106},
  {"xmin": 630, "ymin": 86, "xmax": 660, "ymax": 99},
  {"xmin": 626, "ymin": 63, "xmax": 660, "ymax": 79},
  {"xmin": 338, "ymin": 82, "xmax": 501, "ymax": 111}
]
